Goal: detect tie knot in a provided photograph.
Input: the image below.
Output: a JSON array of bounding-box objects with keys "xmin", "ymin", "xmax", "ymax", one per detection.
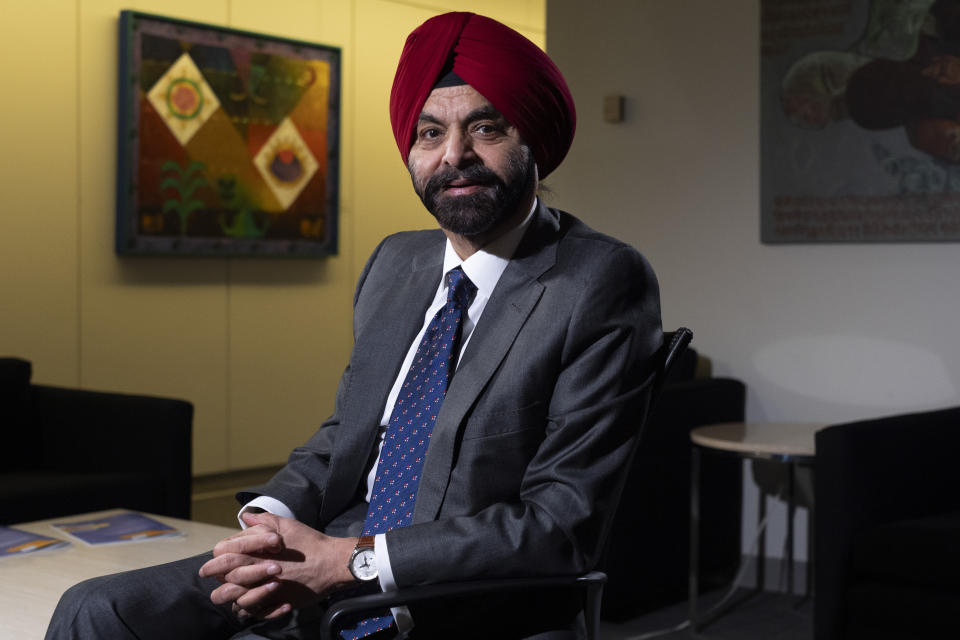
[{"xmin": 446, "ymin": 267, "xmax": 476, "ymax": 308}]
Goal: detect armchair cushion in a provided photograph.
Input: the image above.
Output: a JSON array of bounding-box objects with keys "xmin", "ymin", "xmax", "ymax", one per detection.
[
  {"xmin": 852, "ymin": 511, "xmax": 960, "ymax": 589},
  {"xmin": 845, "ymin": 581, "xmax": 960, "ymax": 640},
  {"xmin": 0, "ymin": 471, "xmax": 165, "ymax": 524}
]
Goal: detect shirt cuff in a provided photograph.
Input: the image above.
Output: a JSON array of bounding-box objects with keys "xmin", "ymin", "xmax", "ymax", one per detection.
[
  {"xmin": 237, "ymin": 496, "xmax": 296, "ymax": 529},
  {"xmin": 376, "ymin": 533, "xmax": 414, "ymax": 633}
]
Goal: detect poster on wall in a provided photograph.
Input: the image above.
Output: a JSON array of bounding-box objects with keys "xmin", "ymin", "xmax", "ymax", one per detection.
[
  {"xmin": 761, "ymin": 0, "xmax": 960, "ymax": 243},
  {"xmin": 116, "ymin": 11, "xmax": 341, "ymax": 257}
]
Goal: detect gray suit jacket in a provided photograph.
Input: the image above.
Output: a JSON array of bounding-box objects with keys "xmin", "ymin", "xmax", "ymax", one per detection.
[{"xmin": 242, "ymin": 202, "xmax": 662, "ymax": 596}]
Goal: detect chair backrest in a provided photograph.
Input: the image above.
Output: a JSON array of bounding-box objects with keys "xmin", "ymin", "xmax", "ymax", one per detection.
[
  {"xmin": 652, "ymin": 328, "xmax": 694, "ymax": 402},
  {"xmin": 598, "ymin": 327, "xmax": 692, "ymax": 554},
  {"xmin": 1, "ymin": 357, "xmax": 38, "ymax": 471}
]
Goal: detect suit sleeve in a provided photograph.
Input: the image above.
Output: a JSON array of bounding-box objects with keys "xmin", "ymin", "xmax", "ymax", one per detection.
[{"xmin": 385, "ymin": 244, "xmax": 663, "ymax": 586}]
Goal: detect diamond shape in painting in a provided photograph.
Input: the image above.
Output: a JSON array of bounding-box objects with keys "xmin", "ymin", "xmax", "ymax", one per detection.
[
  {"xmin": 253, "ymin": 117, "xmax": 319, "ymax": 210},
  {"xmin": 147, "ymin": 52, "xmax": 221, "ymax": 146}
]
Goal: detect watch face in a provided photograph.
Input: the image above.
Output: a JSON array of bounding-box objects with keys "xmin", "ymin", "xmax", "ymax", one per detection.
[{"xmin": 351, "ymin": 547, "xmax": 378, "ymax": 581}]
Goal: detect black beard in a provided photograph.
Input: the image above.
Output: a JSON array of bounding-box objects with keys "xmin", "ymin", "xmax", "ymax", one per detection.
[{"xmin": 413, "ymin": 147, "xmax": 535, "ymax": 237}]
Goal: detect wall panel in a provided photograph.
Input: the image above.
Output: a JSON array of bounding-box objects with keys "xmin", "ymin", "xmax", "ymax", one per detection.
[{"xmin": 0, "ymin": 0, "xmax": 81, "ymax": 385}]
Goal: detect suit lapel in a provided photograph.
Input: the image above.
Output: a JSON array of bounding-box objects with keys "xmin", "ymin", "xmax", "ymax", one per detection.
[
  {"xmin": 414, "ymin": 204, "xmax": 561, "ymax": 522},
  {"xmin": 321, "ymin": 237, "xmax": 444, "ymax": 523}
]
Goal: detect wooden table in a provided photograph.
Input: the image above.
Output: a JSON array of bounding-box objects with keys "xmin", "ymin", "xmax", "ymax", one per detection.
[
  {"xmin": 688, "ymin": 422, "xmax": 825, "ymax": 630},
  {"xmin": 0, "ymin": 509, "xmax": 238, "ymax": 639}
]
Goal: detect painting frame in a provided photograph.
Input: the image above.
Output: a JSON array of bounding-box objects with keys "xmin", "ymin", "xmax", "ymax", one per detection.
[
  {"xmin": 116, "ymin": 10, "xmax": 341, "ymax": 257},
  {"xmin": 760, "ymin": 0, "xmax": 960, "ymax": 244}
]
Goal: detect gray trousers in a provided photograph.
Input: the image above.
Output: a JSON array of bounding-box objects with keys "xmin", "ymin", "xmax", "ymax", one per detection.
[{"xmin": 43, "ymin": 552, "xmax": 334, "ymax": 640}]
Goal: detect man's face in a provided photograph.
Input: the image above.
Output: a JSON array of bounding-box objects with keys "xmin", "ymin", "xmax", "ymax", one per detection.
[{"xmin": 407, "ymin": 84, "xmax": 536, "ymax": 238}]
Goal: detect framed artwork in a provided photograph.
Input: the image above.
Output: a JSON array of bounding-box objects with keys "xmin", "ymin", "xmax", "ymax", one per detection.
[
  {"xmin": 116, "ymin": 11, "xmax": 340, "ymax": 257},
  {"xmin": 761, "ymin": 0, "xmax": 960, "ymax": 243}
]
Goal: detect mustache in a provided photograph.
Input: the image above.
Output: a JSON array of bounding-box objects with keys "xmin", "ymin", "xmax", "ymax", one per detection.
[{"xmin": 423, "ymin": 164, "xmax": 503, "ymax": 199}]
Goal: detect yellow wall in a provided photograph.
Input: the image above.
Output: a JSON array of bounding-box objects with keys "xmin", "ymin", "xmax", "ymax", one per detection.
[{"xmin": 0, "ymin": 0, "xmax": 544, "ymax": 474}]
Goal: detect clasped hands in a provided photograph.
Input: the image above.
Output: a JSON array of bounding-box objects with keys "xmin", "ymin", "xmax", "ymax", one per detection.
[{"xmin": 198, "ymin": 511, "xmax": 356, "ymax": 620}]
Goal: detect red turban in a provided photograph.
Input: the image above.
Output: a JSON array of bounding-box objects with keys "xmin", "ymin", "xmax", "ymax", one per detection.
[{"xmin": 390, "ymin": 12, "xmax": 576, "ymax": 179}]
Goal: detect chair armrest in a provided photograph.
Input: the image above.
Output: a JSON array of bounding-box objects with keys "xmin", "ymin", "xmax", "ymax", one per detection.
[
  {"xmin": 318, "ymin": 572, "xmax": 607, "ymax": 640},
  {"xmin": 30, "ymin": 384, "xmax": 193, "ymax": 518}
]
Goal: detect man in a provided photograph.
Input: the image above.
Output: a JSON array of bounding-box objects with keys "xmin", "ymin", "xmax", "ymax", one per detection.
[{"xmin": 46, "ymin": 11, "xmax": 662, "ymax": 640}]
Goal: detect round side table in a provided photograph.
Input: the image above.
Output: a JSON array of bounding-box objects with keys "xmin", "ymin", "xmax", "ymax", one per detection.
[{"xmin": 688, "ymin": 422, "xmax": 824, "ymax": 630}]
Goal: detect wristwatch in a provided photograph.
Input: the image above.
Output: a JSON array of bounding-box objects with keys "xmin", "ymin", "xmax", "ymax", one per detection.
[{"xmin": 348, "ymin": 535, "xmax": 378, "ymax": 582}]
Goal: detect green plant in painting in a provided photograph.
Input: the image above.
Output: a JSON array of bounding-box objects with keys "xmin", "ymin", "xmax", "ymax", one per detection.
[
  {"xmin": 217, "ymin": 175, "xmax": 270, "ymax": 238},
  {"xmin": 161, "ymin": 160, "xmax": 208, "ymax": 235}
]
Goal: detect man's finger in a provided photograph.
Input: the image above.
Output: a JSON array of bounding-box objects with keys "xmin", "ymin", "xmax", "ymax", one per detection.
[
  {"xmin": 210, "ymin": 582, "xmax": 248, "ymax": 606},
  {"xmin": 241, "ymin": 511, "xmax": 282, "ymax": 530},
  {"xmin": 224, "ymin": 522, "xmax": 270, "ymax": 538},
  {"xmin": 233, "ymin": 602, "xmax": 290, "ymax": 621},
  {"xmin": 212, "ymin": 531, "xmax": 282, "ymax": 558},
  {"xmin": 224, "ymin": 561, "xmax": 281, "ymax": 587},
  {"xmin": 199, "ymin": 552, "xmax": 262, "ymax": 579},
  {"xmin": 259, "ymin": 602, "xmax": 292, "ymax": 620},
  {"xmin": 216, "ymin": 523, "xmax": 273, "ymax": 546},
  {"xmin": 234, "ymin": 579, "xmax": 281, "ymax": 612}
]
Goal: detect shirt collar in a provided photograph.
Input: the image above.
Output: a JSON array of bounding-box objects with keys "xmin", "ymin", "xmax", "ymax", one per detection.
[{"xmin": 441, "ymin": 198, "xmax": 537, "ymax": 299}]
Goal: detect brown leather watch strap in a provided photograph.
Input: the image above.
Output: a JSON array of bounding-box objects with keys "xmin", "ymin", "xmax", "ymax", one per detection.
[{"xmin": 356, "ymin": 535, "xmax": 375, "ymax": 549}]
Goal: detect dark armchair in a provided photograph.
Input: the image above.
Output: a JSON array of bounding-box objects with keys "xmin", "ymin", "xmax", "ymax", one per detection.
[
  {"xmin": 814, "ymin": 406, "xmax": 960, "ymax": 640},
  {"xmin": 0, "ymin": 357, "xmax": 193, "ymax": 524}
]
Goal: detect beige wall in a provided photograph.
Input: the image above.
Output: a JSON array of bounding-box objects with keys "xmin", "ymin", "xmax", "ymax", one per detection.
[
  {"xmin": 0, "ymin": 0, "xmax": 544, "ymax": 474},
  {"xmin": 546, "ymin": 0, "xmax": 960, "ymax": 562}
]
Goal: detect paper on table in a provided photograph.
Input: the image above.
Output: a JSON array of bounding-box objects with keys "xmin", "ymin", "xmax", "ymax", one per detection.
[
  {"xmin": 51, "ymin": 512, "xmax": 182, "ymax": 546},
  {"xmin": 0, "ymin": 526, "xmax": 70, "ymax": 558}
]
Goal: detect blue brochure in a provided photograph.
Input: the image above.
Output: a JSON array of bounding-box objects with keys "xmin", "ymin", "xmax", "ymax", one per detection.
[
  {"xmin": 51, "ymin": 512, "xmax": 181, "ymax": 546},
  {"xmin": 0, "ymin": 526, "xmax": 69, "ymax": 557}
]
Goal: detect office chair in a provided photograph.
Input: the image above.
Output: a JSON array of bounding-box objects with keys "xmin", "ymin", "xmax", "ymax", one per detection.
[{"xmin": 318, "ymin": 328, "xmax": 694, "ymax": 640}]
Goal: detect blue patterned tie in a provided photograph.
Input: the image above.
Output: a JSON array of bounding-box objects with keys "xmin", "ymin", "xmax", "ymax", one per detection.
[{"xmin": 341, "ymin": 267, "xmax": 476, "ymax": 639}]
